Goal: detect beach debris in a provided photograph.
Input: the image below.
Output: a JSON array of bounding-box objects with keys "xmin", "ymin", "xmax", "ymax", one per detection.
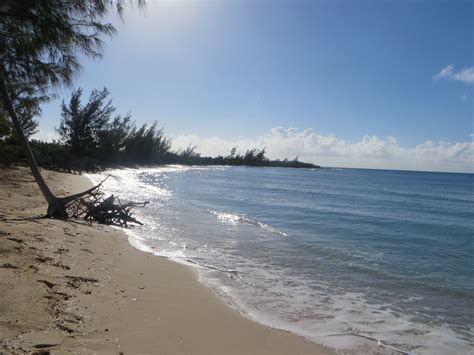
[
  {"xmin": 34, "ymin": 254, "xmax": 70, "ymax": 269},
  {"xmin": 67, "ymin": 182, "xmax": 148, "ymax": 227},
  {"xmin": 11, "ymin": 330, "xmax": 65, "ymax": 352},
  {"xmin": 0, "ymin": 263, "xmax": 18, "ymax": 269},
  {"xmin": 36, "ymin": 256, "xmax": 54, "ymax": 263},
  {"xmin": 52, "ymin": 262, "xmax": 71, "ymax": 270},
  {"xmin": 38, "ymin": 280, "xmax": 57, "ymax": 289},
  {"xmin": 57, "ymin": 323, "xmax": 75, "ymax": 333},
  {"xmin": 7, "ymin": 237, "xmax": 23, "ymax": 243},
  {"xmin": 63, "ymin": 312, "xmax": 83, "ymax": 324},
  {"xmin": 48, "ymin": 291, "xmax": 70, "ymax": 300},
  {"xmin": 65, "ymin": 275, "xmax": 99, "ymax": 289}
]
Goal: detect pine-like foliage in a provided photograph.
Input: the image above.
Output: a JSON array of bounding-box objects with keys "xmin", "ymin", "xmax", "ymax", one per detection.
[
  {"xmin": 58, "ymin": 88, "xmax": 115, "ymax": 157},
  {"xmin": 0, "ymin": 0, "xmax": 144, "ymax": 218},
  {"xmin": 0, "ymin": 0, "xmax": 144, "ymax": 138},
  {"xmin": 58, "ymin": 87, "xmax": 171, "ymax": 165},
  {"xmin": 0, "ymin": 0, "xmax": 120, "ymax": 91}
]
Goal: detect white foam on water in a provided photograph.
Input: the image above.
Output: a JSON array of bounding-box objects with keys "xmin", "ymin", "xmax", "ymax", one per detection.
[
  {"xmin": 209, "ymin": 211, "xmax": 243, "ymax": 225},
  {"xmin": 197, "ymin": 267, "xmax": 473, "ymax": 355},
  {"xmin": 84, "ymin": 167, "xmax": 473, "ymax": 355},
  {"xmin": 209, "ymin": 210, "xmax": 288, "ymax": 236}
]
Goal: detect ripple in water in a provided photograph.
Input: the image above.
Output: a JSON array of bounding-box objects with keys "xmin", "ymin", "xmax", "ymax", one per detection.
[{"xmin": 87, "ymin": 166, "xmax": 474, "ymax": 354}]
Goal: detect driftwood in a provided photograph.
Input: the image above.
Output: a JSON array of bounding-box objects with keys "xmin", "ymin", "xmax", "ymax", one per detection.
[{"xmin": 67, "ymin": 178, "xmax": 148, "ymax": 227}]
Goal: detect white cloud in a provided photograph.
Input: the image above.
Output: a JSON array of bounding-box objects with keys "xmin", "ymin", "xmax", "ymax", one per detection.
[
  {"xmin": 452, "ymin": 67, "xmax": 474, "ymax": 84},
  {"xmin": 31, "ymin": 129, "xmax": 60, "ymax": 142},
  {"xmin": 171, "ymin": 128, "xmax": 474, "ymax": 173},
  {"xmin": 434, "ymin": 64, "xmax": 474, "ymax": 84},
  {"xmin": 433, "ymin": 64, "xmax": 454, "ymax": 81}
]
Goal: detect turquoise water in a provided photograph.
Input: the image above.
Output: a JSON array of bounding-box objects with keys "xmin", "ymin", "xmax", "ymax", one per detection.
[{"xmin": 89, "ymin": 166, "xmax": 473, "ymax": 354}]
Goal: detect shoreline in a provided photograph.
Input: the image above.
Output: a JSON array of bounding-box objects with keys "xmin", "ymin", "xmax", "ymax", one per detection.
[{"xmin": 0, "ymin": 167, "xmax": 333, "ymax": 354}]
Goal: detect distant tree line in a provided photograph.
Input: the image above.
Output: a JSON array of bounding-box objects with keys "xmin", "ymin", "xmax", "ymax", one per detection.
[
  {"xmin": 1, "ymin": 88, "xmax": 319, "ymax": 172},
  {"xmin": 175, "ymin": 145, "xmax": 317, "ymax": 168}
]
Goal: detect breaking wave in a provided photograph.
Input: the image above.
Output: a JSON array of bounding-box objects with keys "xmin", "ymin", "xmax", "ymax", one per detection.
[{"xmin": 209, "ymin": 210, "xmax": 288, "ymax": 236}]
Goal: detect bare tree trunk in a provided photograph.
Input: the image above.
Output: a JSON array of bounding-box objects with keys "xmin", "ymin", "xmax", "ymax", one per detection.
[
  {"xmin": 0, "ymin": 67, "xmax": 124, "ymax": 220},
  {"xmin": 0, "ymin": 66, "xmax": 69, "ymax": 217}
]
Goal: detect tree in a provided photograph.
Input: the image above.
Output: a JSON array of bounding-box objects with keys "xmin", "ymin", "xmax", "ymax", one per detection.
[
  {"xmin": 178, "ymin": 145, "xmax": 201, "ymax": 164},
  {"xmin": 0, "ymin": 77, "xmax": 46, "ymax": 139},
  {"xmin": 97, "ymin": 114, "xmax": 133, "ymax": 163},
  {"xmin": 58, "ymin": 87, "xmax": 135, "ymax": 164},
  {"xmin": 124, "ymin": 122, "xmax": 172, "ymax": 163},
  {"xmin": 0, "ymin": 0, "xmax": 143, "ymax": 217},
  {"xmin": 58, "ymin": 88, "xmax": 115, "ymax": 157},
  {"xmin": 243, "ymin": 148, "xmax": 267, "ymax": 166}
]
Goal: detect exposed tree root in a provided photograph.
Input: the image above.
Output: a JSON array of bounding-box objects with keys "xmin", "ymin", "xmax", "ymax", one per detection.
[{"xmin": 65, "ymin": 177, "xmax": 148, "ymax": 227}]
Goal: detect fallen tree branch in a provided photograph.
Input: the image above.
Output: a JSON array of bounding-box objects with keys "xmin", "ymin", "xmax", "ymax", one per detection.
[
  {"xmin": 60, "ymin": 175, "xmax": 111, "ymax": 206},
  {"xmin": 67, "ymin": 185, "xmax": 148, "ymax": 227}
]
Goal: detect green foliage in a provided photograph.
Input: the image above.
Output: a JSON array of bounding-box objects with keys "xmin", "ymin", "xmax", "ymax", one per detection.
[
  {"xmin": 2, "ymin": 86, "xmax": 318, "ymax": 171},
  {"xmin": 58, "ymin": 88, "xmax": 115, "ymax": 157},
  {"xmin": 124, "ymin": 122, "xmax": 172, "ymax": 163},
  {"xmin": 0, "ymin": 0, "xmax": 121, "ymax": 93},
  {"xmin": 0, "ymin": 139, "xmax": 22, "ymax": 165},
  {"xmin": 220, "ymin": 147, "xmax": 268, "ymax": 166},
  {"xmin": 30, "ymin": 140, "xmax": 72, "ymax": 168},
  {"xmin": 168, "ymin": 146, "xmax": 318, "ymax": 168},
  {"xmin": 97, "ymin": 114, "xmax": 133, "ymax": 163},
  {"xmin": 0, "ymin": 0, "xmax": 143, "ymax": 143},
  {"xmin": 0, "ymin": 80, "xmax": 43, "ymax": 139},
  {"xmin": 177, "ymin": 145, "xmax": 201, "ymax": 165},
  {"xmin": 0, "ymin": 1, "xmax": 147, "ymax": 218},
  {"xmin": 30, "ymin": 139, "xmax": 101, "ymax": 173},
  {"xmin": 0, "ymin": 1, "xmax": 319, "ymax": 173},
  {"xmin": 57, "ymin": 87, "xmax": 171, "ymax": 165}
]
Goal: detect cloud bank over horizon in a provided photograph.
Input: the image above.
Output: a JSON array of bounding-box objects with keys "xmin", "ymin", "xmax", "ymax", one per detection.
[
  {"xmin": 32, "ymin": 127, "xmax": 474, "ymax": 173},
  {"xmin": 171, "ymin": 127, "xmax": 474, "ymax": 173}
]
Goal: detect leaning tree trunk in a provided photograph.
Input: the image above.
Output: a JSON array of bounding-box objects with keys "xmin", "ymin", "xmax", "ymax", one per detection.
[{"xmin": 0, "ymin": 66, "xmax": 101, "ymax": 218}]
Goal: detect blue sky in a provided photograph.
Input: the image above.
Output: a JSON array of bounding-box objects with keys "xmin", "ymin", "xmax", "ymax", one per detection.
[{"xmin": 36, "ymin": 0, "xmax": 473, "ymax": 172}]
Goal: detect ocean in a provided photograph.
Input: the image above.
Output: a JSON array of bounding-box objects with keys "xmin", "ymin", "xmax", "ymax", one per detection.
[{"xmin": 87, "ymin": 166, "xmax": 474, "ymax": 354}]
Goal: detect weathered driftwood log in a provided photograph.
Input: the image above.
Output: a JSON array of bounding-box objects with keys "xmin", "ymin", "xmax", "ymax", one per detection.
[{"xmin": 68, "ymin": 182, "xmax": 148, "ymax": 227}]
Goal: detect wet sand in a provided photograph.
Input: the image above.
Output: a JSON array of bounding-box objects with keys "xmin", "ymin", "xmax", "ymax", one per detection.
[{"xmin": 0, "ymin": 166, "xmax": 334, "ymax": 354}]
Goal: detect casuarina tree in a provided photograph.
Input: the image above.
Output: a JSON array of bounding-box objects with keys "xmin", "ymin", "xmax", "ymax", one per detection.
[{"xmin": 0, "ymin": 0, "xmax": 144, "ymax": 218}]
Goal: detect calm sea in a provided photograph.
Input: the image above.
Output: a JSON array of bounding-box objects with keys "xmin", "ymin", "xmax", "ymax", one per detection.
[{"xmin": 88, "ymin": 166, "xmax": 473, "ymax": 354}]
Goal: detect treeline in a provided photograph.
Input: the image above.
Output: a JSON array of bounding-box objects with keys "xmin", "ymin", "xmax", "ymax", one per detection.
[
  {"xmin": 176, "ymin": 145, "xmax": 317, "ymax": 168},
  {"xmin": 0, "ymin": 88, "xmax": 319, "ymax": 172}
]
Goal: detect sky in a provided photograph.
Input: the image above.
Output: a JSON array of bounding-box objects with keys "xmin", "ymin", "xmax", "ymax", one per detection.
[{"xmin": 35, "ymin": 0, "xmax": 473, "ymax": 172}]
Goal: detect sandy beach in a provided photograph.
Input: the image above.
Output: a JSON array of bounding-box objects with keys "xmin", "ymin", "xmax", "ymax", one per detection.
[{"xmin": 0, "ymin": 166, "xmax": 333, "ymax": 354}]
